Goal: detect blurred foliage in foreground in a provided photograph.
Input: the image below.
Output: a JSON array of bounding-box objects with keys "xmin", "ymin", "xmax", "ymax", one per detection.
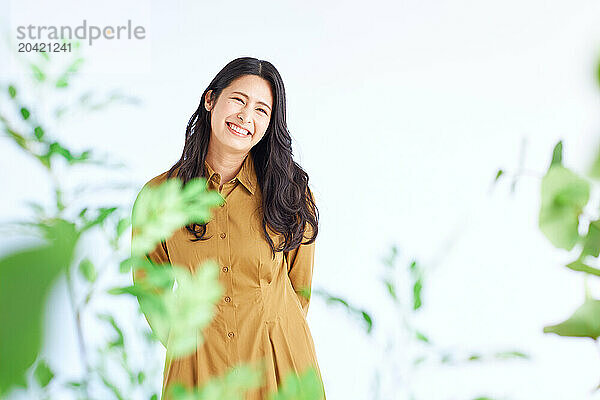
[
  {"xmin": 493, "ymin": 55, "xmax": 600, "ymax": 392},
  {"xmin": 538, "ymin": 142, "xmax": 600, "ymax": 346}
]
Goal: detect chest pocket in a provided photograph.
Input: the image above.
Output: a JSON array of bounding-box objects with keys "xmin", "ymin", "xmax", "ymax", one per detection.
[{"xmin": 253, "ymin": 222, "xmax": 284, "ymax": 286}]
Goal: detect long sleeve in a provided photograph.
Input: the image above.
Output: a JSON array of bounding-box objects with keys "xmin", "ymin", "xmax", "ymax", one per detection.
[
  {"xmin": 285, "ymin": 188, "xmax": 317, "ymax": 319},
  {"xmin": 285, "ymin": 236, "xmax": 316, "ymax": 318}
]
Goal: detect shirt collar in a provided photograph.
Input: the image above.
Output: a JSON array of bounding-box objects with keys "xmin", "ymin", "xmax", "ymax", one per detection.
[{"xmin": 204, "ymin": 152, "xmax": 256, "ymax": 195}]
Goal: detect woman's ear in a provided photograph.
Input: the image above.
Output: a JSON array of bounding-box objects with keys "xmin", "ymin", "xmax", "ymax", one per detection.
[{"xmin": 204, "ymin": 90, "xmax": 213, "ymax": 111}]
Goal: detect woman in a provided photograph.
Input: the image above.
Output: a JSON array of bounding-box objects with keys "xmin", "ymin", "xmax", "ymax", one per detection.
[{"xmin": 134, "ymin": 57, "xmax": 325, "ymax": 399}]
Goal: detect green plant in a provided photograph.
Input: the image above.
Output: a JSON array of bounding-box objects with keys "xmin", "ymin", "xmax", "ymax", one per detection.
[
  {"xmin": 491, "ymin": 53, "xmax": 600, "ymax": 396},
  {"xmin": 369, "ymin": 245, "xmax": 529, "ymax": 400}
]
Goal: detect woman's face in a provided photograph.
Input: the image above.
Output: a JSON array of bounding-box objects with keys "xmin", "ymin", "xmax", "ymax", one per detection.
[{"xmin": 205, "ymin": 74, "xmax": 274, "ymax": 154}]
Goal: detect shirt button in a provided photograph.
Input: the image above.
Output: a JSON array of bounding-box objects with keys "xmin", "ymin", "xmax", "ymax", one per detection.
[
  {"xmin": 224, "ymin": 296, "xmax": 231, "ymax": 302},
  {"xmin": 227, "ymin": 332, "xmax": 234, "ymax": 338},
  {"xmin": 220, "ymin": 232, "xmax": 226, "ymax": 239},
  {"xmin": 222, "ymin": 266, "xmax": 229, "ymax": 272},
  {"xmin": 220, "ymin": 202, "xmax": 225, "ymax": 207}
]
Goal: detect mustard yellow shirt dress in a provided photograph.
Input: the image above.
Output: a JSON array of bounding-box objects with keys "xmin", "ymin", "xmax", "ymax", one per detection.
[{"xmin": 133, "ymin": 151, "xmax": 325, "ymax": 399}]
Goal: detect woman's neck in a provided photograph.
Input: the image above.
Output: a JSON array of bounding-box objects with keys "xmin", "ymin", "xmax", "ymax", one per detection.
[{"xmin": 205, "ymin": 150, "xmax": 247, "ymax": 188}]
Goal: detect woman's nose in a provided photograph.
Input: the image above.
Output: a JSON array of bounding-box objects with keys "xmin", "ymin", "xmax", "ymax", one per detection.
[{"xmin": 237, "ymin": 110, "xmax": 251, "ymax": 125}]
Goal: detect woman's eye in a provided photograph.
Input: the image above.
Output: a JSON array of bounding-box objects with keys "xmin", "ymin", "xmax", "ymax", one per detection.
[
  {"xmin": 233, "ymin": 97, "xmax": 244, "ymax": 103},
  {"xmin": 258, "ymin": 108, "xmax": 267, "ymax": 115}
]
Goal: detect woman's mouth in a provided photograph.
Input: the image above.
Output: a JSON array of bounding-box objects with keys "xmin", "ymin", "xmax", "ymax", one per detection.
[{"xmin": 227, "ymin": 122, "xmax": 251, "ymax": 138}]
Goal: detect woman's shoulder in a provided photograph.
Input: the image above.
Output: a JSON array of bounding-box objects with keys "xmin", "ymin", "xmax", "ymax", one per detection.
[
  {"xmin": 143, "ymin": 167, "xmax": 181, "ymax": 189},
  {"xmin": 144, "ymin": 171, "xmax": 171, "ymax": 189}
]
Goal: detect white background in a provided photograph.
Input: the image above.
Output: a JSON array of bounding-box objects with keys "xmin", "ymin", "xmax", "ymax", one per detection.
[{"xmin": 1, "ymin": 0, "xmax": 600, "ymax": 399}]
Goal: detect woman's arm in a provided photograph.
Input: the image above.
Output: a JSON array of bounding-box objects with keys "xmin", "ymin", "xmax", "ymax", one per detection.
[
  {"xmin": 286, "ymin": 188, "xmax": 317, "ymax": 318},
  {"xmin": 285, "ymin": 236, "xmax": 316, "ymax": 318}
]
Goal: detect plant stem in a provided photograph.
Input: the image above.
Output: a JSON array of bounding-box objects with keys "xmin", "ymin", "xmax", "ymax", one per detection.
[
  {"xmin": 65, "ymin": 262, "xmax": 92, "ymax": 399},
  {"xmin": 52, "ymin": 167, "xmax": 92, "ymax": 398}
]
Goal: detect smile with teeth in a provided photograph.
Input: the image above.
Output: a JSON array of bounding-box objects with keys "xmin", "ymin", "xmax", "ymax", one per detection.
[{"xmin": 227, "ymin": 122, "xmax": 251, "ymax": 137}]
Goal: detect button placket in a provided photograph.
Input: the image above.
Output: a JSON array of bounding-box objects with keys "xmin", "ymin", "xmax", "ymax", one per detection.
[{"xmin": 218, "ymin": 201, "xmax": 238, "ymax": 363}]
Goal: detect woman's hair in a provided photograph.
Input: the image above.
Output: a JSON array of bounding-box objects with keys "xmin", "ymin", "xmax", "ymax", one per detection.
[{"xmin": 165, "ymin": 57, "xmax": 318, "ymax": 258}]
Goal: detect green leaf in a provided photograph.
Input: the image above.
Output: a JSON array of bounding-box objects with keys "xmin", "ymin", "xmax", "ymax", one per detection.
[
  {"xmin": 296, "ymin": 286, "xmax": 311, "ymax": 302},
  {"xmin": 565, "ymin": 259, "xmax": 600, "ymax": 277},
  {"xmin": 116, "ymin": 216, "xmax": 131, "ymax": 239},
  {"xmin": 108, "ymin": 285, "xmax": 145, "ymax": 296},
  {"xmin": 78, "ymin": 258, "xmax": 96, "ymax": 283},
  {"xmin": 55, "ymin": 78, "xmax": 68, "ymax": 88},
  {"xmin": 55, "ymin": 188, "xmax": 65, "ymax": 212},
  {"xmin": 20, "ymin": 107, "xmax": 30, "ymax": 120},
  {"xmin": 550, "ymin": 141, "xmax": 563, "ymax": 167},
  {"xmin": 162, "ymin": 263, "xmax": 223, "ymax": 358},
  {"xmin": 36, "ymin": 153, "xmax": 51, "ymax": 169},
  {"xmin": 119, "ymin": 257, "xmax": 134, "ymax": 274},
  {"xmin": 539, "ymin": 165, "xmax": 590, "ymax": 250},
  {"xmin": 494, "ymin": 169, "xmax": 503, "ymax": 182},
  {"xmin": 164, "ymin": 363, "xmax": 262, "ymax": 400},
  {"xmin": 132, "ymin": 177, "xmax": 223, "ymax": 257},
  {"xmin": 415, "ymin": 330, "xmax": 429, "ymax": 343},
  {"xmin": 0, "ymin": 220, "xmax": 78, "ymax": 394},
  {"xmin": 493, "ymin": 350, "xmax": 529, "ymax": 359},
  {"xmin": 383, "ymin": 279, "xmax": 398, "ymax": 302},
  {"xmin": 361, "ymin": 311, "xmax": 373, "ymax": 334},
  {"xmin": 543, "ymin": 297, "xmax": 600, "ymax": 339},
  {"xmin": 48, "ymin": 141, "xmax": 75, "ymax": 163},
  {"xmin": 582, "ymin": 220, "xmax": 600, "ymax": 258},
  {"xmin": 30, "ymin": 64, "xmax": 45, "ymax": 82},
  {"xmin": 269, "ymin": 366, "xmax": 325, "ymax": 400},
  {"xmin": 413, "ymin": 278, "xmax": 422, "ymax": 310},
  {"xmin": 33, "ymin": 126, "xmax": 44, "ymax": 140},
  {"xmin": 33, "ymin": 359, "xmax": 54, "ymax": 388},
  {"xmin": 409, "ymin": 260, "xmax": 417, "ymax": 272},
  {"xmin": 8, "ymin": 85, "xmax": 16, "ymax": 98}
]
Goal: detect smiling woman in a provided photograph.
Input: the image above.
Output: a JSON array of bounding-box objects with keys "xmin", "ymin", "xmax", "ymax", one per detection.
[{"xmin": 133, "ymin": 57, "xmax": 325, "ymax": 399}]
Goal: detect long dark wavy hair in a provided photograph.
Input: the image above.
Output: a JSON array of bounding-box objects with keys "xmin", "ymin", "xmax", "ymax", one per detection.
[{"xmin": 165, "ymin": 57, "xmax": 318, "ymax": 258}]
